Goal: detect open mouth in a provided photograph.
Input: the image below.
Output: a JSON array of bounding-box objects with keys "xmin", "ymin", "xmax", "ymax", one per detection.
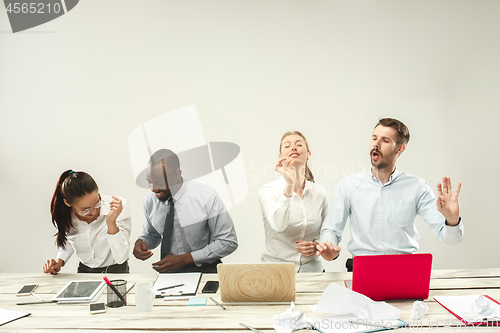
[
  {"xmin": 289, "ymin": 153, "xmax": 300, "ymax": 158},
  {"xmin": 371, "ymin": 150, "xmax": 382, "ymax": 160},
  {"xmin": 154, "ymin": 191, "xmax": 167, "ymax": 198}
]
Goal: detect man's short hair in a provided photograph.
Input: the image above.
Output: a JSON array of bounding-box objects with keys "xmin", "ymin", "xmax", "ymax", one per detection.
[
  {"xmin": 148, "ymin": 149, "xmax": 180, "ymax": 171},
  {"xmin": 375, "ymin": 118, "xmax": 410, "ymax": 145}
]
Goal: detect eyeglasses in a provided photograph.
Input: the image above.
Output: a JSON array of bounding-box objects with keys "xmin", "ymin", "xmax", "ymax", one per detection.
[{"xmin": 76, "ymin": 194, "xmax": 103, "ymax": 216}]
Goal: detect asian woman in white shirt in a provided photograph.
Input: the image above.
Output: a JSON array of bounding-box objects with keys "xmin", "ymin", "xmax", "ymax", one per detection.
[
  {"xmin": 259, "ymin": 131, "xmax": 329, "ymax": 272},
  {"xmin": 42, "ymin": 170, "xmax": 131, "ymax": 274}
]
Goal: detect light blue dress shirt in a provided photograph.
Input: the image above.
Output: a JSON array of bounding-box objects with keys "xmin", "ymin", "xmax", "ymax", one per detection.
[
  {"xmin": 320, "ymin": 169, "xmax": 463, "ymax": 257},
  {"xmin": 139, "ymin": 180, "xmax": 238, "ymax": 265}
]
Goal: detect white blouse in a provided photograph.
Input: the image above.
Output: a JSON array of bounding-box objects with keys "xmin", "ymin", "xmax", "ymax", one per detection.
[
  {"xmin": 56, "ymin": 195, "xmax": 131, "ymax": 268},
  {"xmin": 259, "ymin": 177, "xmax": 329, "ymax": 272}
]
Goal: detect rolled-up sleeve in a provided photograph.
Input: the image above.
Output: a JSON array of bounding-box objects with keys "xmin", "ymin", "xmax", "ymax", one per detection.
[
  {"xmin": 139, "ymin": 197, "xmax": 162, "ymax": 250},
  {"xmin": 107, "ymin": 198, "xmax": 132, "ymax": 264},
  {"xmin": 191, "ymin": 194, "xmax": 238, "ymax": 265},
  {"xmin": 320, "ymin": 181, "xmax": 349, "ymax": 246}
]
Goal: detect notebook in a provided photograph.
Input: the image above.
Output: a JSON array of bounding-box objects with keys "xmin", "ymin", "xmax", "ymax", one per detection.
[
  {"xmin": 347, "ymin": 253, "xmax": 433, "ymax": 301},
  {"xmin": 217, "ymin": 263, "xmax": 295, "ymax": 302}
]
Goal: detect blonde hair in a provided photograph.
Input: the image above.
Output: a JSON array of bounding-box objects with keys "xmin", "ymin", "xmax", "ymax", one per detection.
[{"xmin": 280, "ymin": 131, "xmax": 315, "ymax": 183}]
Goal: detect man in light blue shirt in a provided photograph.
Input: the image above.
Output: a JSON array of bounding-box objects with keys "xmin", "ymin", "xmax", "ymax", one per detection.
[
  {"xmin": 133, "ymin": 149, "xmax": 238, "ymax": 273},
  {"xmin": 317, "ymin": 118, "xmax": 463, "ymax": 271}
]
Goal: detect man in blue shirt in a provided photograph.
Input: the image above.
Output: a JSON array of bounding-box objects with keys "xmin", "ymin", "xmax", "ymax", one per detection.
[{"xmin": 316, "ymin": 118, "xmax": 463, "ymax": 271}]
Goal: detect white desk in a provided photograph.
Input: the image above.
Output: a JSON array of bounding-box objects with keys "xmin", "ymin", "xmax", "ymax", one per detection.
[{"xmin": 1, "ymin": 269, "xmax": 499, "ymax": 332}]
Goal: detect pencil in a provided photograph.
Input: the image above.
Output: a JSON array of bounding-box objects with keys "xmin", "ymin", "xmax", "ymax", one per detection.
[{"xmin": 209, "ymin": 297, "xmax": 225, "ymax": 310}]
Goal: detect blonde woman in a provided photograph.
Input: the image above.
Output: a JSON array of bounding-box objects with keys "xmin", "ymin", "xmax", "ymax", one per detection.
[{"xmin": 259, "ymin": 131, "xmax": 329, "ymax": 272}]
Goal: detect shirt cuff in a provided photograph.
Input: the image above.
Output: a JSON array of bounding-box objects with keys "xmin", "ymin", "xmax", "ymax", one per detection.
[
  {"xmin": 319, "ymin": 230, "xmax": 340, "ymax": 246},
  {"xmin": 138, "ymin": 235, "xmax": 156, "ymax": 250},
  {"xmin": 108, "ymin": 231, "xmax": 127, "ymax": 248},
  {"xmin": 445, "ymin": 217, "xmax": 462, "ymax": 227},
  {"xmin": 56, "ymin": 249, "xmax": 72, "ymax": 264},
  {"xmin": 278, "ymin": 194, "xmax": 293, "ymax": 207},
  {"xmin": 107, "ymin": 232, "xmax": 129, "ymax": 264},
  {"xmin": 190, "ymin": 249, "xmax": 206, "ymax": 266}
]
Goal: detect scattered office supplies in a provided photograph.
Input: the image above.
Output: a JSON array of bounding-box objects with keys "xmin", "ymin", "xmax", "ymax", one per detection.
[
  {"xmin": 157, "ymin": 283, "xmax": 184, "ymax": 291},
  {"xmin": 202, "ymin": 281, "xmax": 219, "ymax": 293},
  {"xmin": 123, "ymin": 283, "xmax": 136, "ymax": 297},
  {"xmin": 103, "ymin": 277, "xmax": 126, "ymax": 307},
  {"xmin": 89, "ymin": 302, "xmax": 106, "ymax": 314},
  {"xmin": 239, "ymin": 322, "xmax": 265, "ymax": 333},
  {"xmin": 434, "ymin": 295, "xmax": 500, "ymax": 326},
  {"xmin": 346, "ymin": 253, "xmax": 433, "ymax": 301},
  {"xmin": 153, "ymin": 273, "xmax": 201, "ymax": 299},
  {"xmin": 16, "ymin": 284, "xmax": 39, "ymax": 296},
  {"xmin": 218, "ymin": 263, "xmax": 295, "ymax": 302},
  {"xmin": 0, "ymin": 308, "xmax": 30, "ymax": 326},
  {"xmin": 187, "ymin": 297, "xmax": 207, "ymax": 306},
  {"xmin": 315, "ymin": 283, "xmax": 401, "ymax": 320},
  {"xmin": 163, "ymin": 296, "xmax": 191, "ymax": 301},
  {"xmin": 208, "ymin": 297, "xmax": 225, "ymax": 310},
  {"xmin": 30, "ymin": 293, "xmax": 44, "ymax": 301},
  {"xmin": 16, "ymin": 300, "xmax": 57, "ymax": 306},
  {"xmin": 52, "ymin": 280, "xmax": 106, "ymax": 303}
]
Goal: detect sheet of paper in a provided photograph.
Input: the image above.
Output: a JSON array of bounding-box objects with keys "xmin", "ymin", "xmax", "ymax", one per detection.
[
  {"xmin": 0, "ymin": 308, "xmax": 30, "ymax": 326},
  {"xmin": 153, "ymin": 272, "xmax": 201, "ymax": 298},
  {"xmin": 314, "ymin": 283, "xmax": 401, "ymax": 319},
  {"xmin": 434, "ymin": 295, "xmax": 500, "ymax": 322}
]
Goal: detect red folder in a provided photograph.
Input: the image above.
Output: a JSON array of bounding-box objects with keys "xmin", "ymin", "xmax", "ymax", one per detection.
[{"xmin": 434, "ymin": 295, "xmax": 500, "ymax": 326}]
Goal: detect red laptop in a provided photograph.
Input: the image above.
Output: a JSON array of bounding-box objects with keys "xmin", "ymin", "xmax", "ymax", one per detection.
[{"xmin": 348, "ymin": 253, "xmax": 433, "ymax": 301}]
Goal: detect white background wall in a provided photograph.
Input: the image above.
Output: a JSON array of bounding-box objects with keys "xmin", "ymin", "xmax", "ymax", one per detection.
[{"xmin": 1, "ymin": 0, "xmax": 499, "ymax": 273}]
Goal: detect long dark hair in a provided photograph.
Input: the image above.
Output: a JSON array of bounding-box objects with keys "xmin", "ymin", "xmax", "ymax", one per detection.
[
  {"xmin": 50, "ymin": 170, "xmax": 98, "ymax": 248},
  {"xmin": 280, "ymin": 131, "xmax": 315, "ymax": 183}
]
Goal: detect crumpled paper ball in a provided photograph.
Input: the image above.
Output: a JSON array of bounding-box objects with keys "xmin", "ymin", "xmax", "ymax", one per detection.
[
  {"xmin": 273, "ymin": 301, "xmax": 308, "ymax": 333},
  {"xmin": 471, "ymin": 295, "xmax": 495, "ymax": 316},
  {"xmin": 411, "ymin": 301, "xmax": 429, "ymax": 320}
]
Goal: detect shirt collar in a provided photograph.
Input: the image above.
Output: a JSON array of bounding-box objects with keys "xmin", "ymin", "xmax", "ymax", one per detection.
[
  {"xmin": 369, "ymin": 167, "xmax": 401, "ymax": 185},
  {"xmin": 100, "ymin": 199, "xmax": 110, "ymax": 215},
  {"xmin": 170, "ymin": 180, "xmax": 186, "ymax": 205}
]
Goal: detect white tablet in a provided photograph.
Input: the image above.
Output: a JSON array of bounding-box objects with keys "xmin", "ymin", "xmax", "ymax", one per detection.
[{"xmin": 52, "ymin": 280, "xmax": 106, "ymax": 303}]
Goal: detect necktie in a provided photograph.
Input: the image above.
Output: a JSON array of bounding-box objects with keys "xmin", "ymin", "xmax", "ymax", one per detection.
[{"xmin": 160, "ymin": 198, "xmax": 174, "ymax": 259}]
